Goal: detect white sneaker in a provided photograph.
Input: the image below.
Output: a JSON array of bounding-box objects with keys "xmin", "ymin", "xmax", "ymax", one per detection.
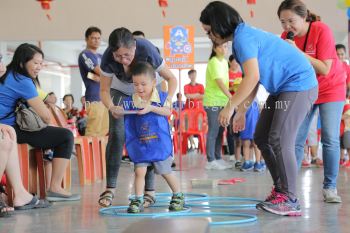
[
  {"xmin": 323, "ymin": 189, "xmax": 342, "ymax": 203},
  {"xmin": 217, "ymin": 159, "xmax": 233, "ymax": 169},
  {"xmin": 229, "ymin": 156, "xmax": 236, "ymax": 161},
  {"xmin": 205, "ymin": 160, "xmax": 226, "ymax": 170}
]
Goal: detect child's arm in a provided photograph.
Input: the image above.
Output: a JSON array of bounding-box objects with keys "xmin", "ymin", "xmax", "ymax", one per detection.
[{"xmin": 138, "ymin": 104, "xmax": 171, "ymax": 116}]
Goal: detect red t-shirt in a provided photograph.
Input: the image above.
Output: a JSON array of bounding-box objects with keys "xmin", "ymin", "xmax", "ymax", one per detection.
[
  {"xmin": 184, "ymin": 83, "xmax": 204, "ymax": 109},
  {"xmin": 229, "ymin": 70, "xmax": 243, "ymax": 95},
  {"xmin": 281, "ymin": 21, "xmax": 346, "ymax": 104},
  {"xmin": 342, "ymin": 62, "xmax": 350, "ymax": 85}
]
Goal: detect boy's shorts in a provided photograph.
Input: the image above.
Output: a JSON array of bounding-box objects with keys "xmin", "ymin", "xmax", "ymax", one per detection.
[{"xmin": 134, "ymin": 156, "xmax": 173, "ymax": 175}]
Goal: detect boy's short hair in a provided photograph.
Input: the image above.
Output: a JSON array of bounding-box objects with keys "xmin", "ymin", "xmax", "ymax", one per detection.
[
  {"xmin": 131, "ymin": 61, "xmax": 156, "ymax": 79},
  {"xmin": 188, "ymin": 69, "xmax": 196, "ymax": 75},
  {"xmin": 336, "ymin": 44, "xmax": 346, "ymax": 52}
]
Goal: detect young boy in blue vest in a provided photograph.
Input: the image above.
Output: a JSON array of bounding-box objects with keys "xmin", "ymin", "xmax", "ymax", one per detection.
[{"xmin": 120, "ymin": 61, "xmax": 184, "ymax": 213}]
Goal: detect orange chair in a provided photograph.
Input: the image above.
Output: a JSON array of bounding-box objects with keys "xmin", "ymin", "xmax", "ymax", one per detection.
[
  {"xmin": 92, "ymin": 137, "xmax": 103, "ymax": 181},
  {"xmin": 48, "ymin": 103, "xmax": 95, "ymax": 185},
  {"xmin": 74, "ymin": 136, "xmax": 92, "ymax": 185},
  {"xmin": 179, "ymin": 109, "xmax": 208, "ymax": 155}
]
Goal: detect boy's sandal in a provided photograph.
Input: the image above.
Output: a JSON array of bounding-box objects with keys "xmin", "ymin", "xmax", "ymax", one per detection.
[
  {"xmin": 0, "ymin": 196, "xmax": 13, "ymax": 218},
  {"xmin": 143, "ymin": 193, "xmax": 156, "ymax": 208},
  {"xmin": 98, "ymin": 190, "xmax": 114, "ymax": 207}
]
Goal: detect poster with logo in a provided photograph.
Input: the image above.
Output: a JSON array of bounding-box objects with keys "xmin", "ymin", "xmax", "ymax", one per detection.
[{"xmin": 163, "ymin": 25, "xmax": 194, "ymax": 69}]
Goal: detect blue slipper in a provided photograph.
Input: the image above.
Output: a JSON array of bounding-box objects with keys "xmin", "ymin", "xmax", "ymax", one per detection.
[
  {"xmin": 14, "ymin": 196, "xmax": 51, "ymax": 210},
  {"xmin": 46, "ymin": 191, "xmax": 81, "ymax": 202}
]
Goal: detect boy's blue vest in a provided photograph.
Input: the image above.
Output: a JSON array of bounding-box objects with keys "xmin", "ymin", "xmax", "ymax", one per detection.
[{"xmin": 123, "ymin": 91, "xmax": 172, "ymax": 163}]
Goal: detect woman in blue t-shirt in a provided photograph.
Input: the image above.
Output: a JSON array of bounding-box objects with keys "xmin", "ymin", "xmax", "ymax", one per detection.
[
  {"xmin": 0, "ymin": 44, "xmax": 80, "ymax": 202},
  {"xmin": 200, "ymin": 1, "xmax": 318, "ymax": 216}
]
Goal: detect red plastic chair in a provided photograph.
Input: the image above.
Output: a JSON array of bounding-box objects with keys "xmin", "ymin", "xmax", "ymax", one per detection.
[{"xmin": 179, "ymin": 109, "xmax": 208, "ymax": 155}]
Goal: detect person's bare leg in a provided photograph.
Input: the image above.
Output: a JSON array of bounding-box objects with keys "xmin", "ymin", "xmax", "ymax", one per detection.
[
  {"xmin": 44, "ymin": 161, "xmax": 52, "ymax": 190},
  {"xmin": 134, "ymin": 167, "xmax": 147, "ymax": 197},
  {"xmin": 49, "ymin": 158, "xmax": 70, "ymax": 196},
  {"xmin": 162, "ymin": 174, "xmax": 180, "ymax": 193},
  {"xmin": 235, "ymin": 138, "xmax": 241, "ymax": 161},
  {"xmin": 242, "ymin": 140, "xmax": 251, "ymax": 161},
  {"xmin": 253, "ymin": 143, "xmax": 262, "ymax": 162},
  {"xmin": 2, "ymin": 139, "xmax": 32, "ymax": 207}
]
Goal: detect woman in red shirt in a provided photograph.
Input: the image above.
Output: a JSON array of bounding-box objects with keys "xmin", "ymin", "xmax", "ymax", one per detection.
[{"xmin": 278, "ymin": 0, "xmax": 346, "ymax": 203}]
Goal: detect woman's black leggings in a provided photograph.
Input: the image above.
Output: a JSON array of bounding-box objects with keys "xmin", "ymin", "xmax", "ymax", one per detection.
[{"xmin": 14, "ymin": 125, "xmax": 74, "ymax": 159}]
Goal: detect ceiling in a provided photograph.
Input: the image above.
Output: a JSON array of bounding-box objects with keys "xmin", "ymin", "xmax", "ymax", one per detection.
[{"xmin": 0, "ymin": 0, "xmax": 348, "ymax": 65}]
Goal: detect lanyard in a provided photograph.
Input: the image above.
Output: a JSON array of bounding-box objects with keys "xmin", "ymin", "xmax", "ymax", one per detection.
[{"xmin": 303, "ymin": 21, "xmax": 312, "ymax": 52}]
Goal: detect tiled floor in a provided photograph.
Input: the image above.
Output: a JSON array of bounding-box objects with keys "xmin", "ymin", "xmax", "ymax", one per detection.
[{"xmin": 1, "ymin": 153, "xmax": 350, "ymax": 233}]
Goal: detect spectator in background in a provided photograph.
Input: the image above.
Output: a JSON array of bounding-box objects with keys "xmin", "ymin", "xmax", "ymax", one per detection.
[
  {"xmin": 77, "ymin": 96, "xmax": 87, "ymax": 136},
  {"xmin": 184, "ymin": 69, "xmax": 204, "ymax": 110},
  {"xmin": 62, "ymin": 94, "xmax": 79, "ymax": 120},
  {"xmin": 132, "ymin": 30, "xmax": 146, "ymax": 38},
  {"xmin": 172, "ymin": 92, "xmax": 184, "ymax": 112},
  {"xmin": 45, "ymin": 92, "xmax": 57, "ymax": 105},
  {"xmin": 227, "ymin": 55, "xmax": 243, "ymax": 166},
  {"xmin": 0, "ymin": 57, "xmax": 49, "ymax": 215},
  {"xmin": 336, "ymin": 44, "xmax": 350, "ymax": 93},
  {"xmin": 184, "ymin": 69, "xmax": 204, "ymax": 151},
  {"xmin": 78, "ymin": 26, "xmax": 109, "ymax": 137},
  {"xmin": 203, "ymin": 43, "xmax": 232, "ymax": 170},
  {"xmin": 0, "ymin": 124, "xmax": 50, "ymax": 215},
  {"xmin": 0, "ymin": 43, "xmax": 79, "ymax": 202}
]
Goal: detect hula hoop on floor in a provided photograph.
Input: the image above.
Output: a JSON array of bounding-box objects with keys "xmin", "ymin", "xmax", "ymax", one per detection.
[
  {"xmin": 185, "ymin": 196, "xmax": 262, "ymax": 209},
  {"xmin": 128, "ymin": 192, "xmax": 209, "ymax": 202},
  {"xmin": 99, "ymin": 205, "xmax": 192, "ymax": 217},
  {"xmin": 153, "ymin": 212, "xmax": 258, "ymax": 226}
]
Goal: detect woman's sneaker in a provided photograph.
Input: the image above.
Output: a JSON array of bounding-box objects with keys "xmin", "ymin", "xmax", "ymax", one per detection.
[
  {"xmin": 127, "ymin": 199, "xmax": 144, "ymax": 213},
  {"xmin": 169, "ymin": 193, "xmax": 185, "ymax": 211},
  {"xmin": 323, "ymin": 189, "xmax": 341, "ymax": 203},
  {"xmin": 217, "ymin": 159, "xmax": 233, "ymax": 169},
  {"xmin": 205, "ymin": 160, "xmax": 226, "ymax": 170},
  {"xmin": 256, "ymin": 187, "xmax": 277, "ymax": 210},
  {"xmin": 259, "ymin": 193, "xmax": 302, "ymax": 216}
]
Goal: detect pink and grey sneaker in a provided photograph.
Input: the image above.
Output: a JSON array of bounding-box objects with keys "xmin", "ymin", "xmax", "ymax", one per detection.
[
  {"xmin": 259, "ymin": 193, "xmax": 302, "ymax": 216},
  {"xmin": 256, "ymin": 187, "xmax": 278, "ymax": 210}
]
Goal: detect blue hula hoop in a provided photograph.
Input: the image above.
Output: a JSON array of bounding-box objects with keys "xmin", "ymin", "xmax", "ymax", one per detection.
[
  {"xmin": 153, "ymin": 212, "xmax": 258, "ymax": 226},
  {"xmin": 185, "ymin": 196, "xmax": 262, "ymax": 209},
  {"xmin": 99, "ymin": 204, "xmax": 192, "ymax": 217},
  {"xmin": 128, "ymin": 192, "xmax": 209, "ymax": 202}
]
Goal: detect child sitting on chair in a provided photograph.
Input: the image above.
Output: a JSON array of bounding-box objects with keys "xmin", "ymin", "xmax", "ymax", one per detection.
[{"xmin": 121, "ymin": 61, "xmax": 184, "ymax": 213}]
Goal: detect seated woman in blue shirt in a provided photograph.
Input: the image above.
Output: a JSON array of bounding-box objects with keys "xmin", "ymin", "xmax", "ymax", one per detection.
[{"xmin": 0, "ymin": 44, "xmax": 80, "ymax": 202}]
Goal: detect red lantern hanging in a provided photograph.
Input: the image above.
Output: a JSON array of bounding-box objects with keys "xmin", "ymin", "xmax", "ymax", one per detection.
[
  {"xmin": 158, "ymin": 0, "xmax": 168, "ymax": 17},
  {"xmin": 247, "ymin": 0, "xmax": 256, "ymax": 18},
  {"xmin": 250, "ymin": 10, "xmax": 255, "ymax": 18},
  {"xmin": 37, "ymin": 0, "xmax": 53, "ymax": 20}
]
